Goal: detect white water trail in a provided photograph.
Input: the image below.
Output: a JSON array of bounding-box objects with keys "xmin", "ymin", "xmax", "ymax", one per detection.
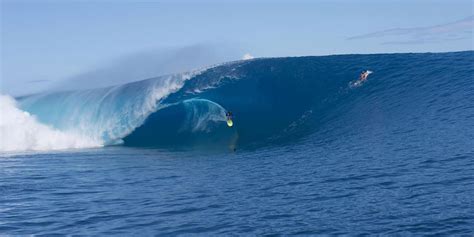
[
  {"xmin": 0, "ymin": 94, "xmax": 102, "ymax": 152},
  {"xmin": 182, "ymin": 99, "xmax": 227, "ymax": 132}
]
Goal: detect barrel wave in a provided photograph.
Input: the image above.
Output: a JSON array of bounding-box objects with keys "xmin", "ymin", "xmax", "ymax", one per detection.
[{"xmin": 15, "ymin": 51, "xmax": 474, "ymax": 151}]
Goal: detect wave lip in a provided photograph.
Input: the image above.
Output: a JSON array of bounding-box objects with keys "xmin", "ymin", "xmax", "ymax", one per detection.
[{"xmin": 17, "ymin": 70, "xmax": 204, "ymax": 147}]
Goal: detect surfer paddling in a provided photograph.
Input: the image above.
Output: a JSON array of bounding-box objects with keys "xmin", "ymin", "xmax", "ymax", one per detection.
[
  {"xmin": 349, "ymin": 70, "xmax": 372, "ymax": 88},
  {"xmin": 359, "ymin": 70, "xmax": 369, "ymax": 81}
]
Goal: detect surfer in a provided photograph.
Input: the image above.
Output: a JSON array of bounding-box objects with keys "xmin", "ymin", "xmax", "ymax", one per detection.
[
  {"xmin": 226, "ymin": 111, "xmax": 233, "ymax": 120},
  {"xmin": 350, "ymin": 70, "xmax": 372, "ymax": 88},
  {"xmin": 226, "ymin": 111, "xmax": 234, "ymax": 127},
  {"xmin": 359, "ymin": 70, "xmax": 369, "ymax": 81}
]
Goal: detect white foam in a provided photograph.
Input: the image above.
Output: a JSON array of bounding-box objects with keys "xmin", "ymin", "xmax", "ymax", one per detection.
[{"xmin": 0, "ymin": 94, "xmax": 102, "ymax": 153}]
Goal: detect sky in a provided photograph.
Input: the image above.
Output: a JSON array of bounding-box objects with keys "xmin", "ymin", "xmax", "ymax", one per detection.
[{"xmin": 1, "ymin": 0, "xmax": 473, "ymax": 95}]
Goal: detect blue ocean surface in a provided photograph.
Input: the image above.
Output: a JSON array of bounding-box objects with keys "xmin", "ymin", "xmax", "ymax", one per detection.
[{"xmin": 1, "ymin": 51, "xmax": 473, "ymax": 235}]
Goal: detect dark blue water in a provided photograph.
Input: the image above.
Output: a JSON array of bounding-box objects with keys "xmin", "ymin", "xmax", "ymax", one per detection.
[
  {"xmin": 1, "ymin": 145, "xmax": 473, "ymax": 235},
  {"xmin": 1, "ymin": 51, "xmax": 474, "ymax": 235}
]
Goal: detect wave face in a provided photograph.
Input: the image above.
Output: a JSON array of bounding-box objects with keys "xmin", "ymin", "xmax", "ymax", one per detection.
[{"xmin": 13, "ymin": 51, "xmax": 474, "ymax": 151}]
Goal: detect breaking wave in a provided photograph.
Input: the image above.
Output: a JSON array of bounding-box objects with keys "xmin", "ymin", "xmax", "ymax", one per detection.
[{"xmin": 2, "ymin": 51, "xmax": 472, "ymax": 152}]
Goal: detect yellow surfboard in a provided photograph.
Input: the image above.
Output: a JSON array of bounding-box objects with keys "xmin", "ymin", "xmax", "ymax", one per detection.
[{"xmin": 226, "ymin": 119, "xmax": 233, "ymax": 127}]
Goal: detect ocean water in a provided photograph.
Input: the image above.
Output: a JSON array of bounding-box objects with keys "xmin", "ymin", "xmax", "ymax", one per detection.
[{"xmin": 1, "ymin": 51, "xmax": 474, "ymax": 235}]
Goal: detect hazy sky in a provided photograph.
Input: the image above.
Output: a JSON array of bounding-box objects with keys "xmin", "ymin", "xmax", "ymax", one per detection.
[{"xmin": 1, "ymin": 0, "xmax": 473, "ymax": 95}]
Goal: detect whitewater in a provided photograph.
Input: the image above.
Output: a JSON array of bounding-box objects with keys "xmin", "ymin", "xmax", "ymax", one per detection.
[{"xmin": 0, "ymin": 94, "xmax": 100, "ymax": 152}]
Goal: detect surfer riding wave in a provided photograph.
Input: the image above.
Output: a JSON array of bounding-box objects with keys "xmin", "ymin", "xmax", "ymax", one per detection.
[{"xmin": 226, "ymin": 111, "xmax": 233, "ymax": 127}]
